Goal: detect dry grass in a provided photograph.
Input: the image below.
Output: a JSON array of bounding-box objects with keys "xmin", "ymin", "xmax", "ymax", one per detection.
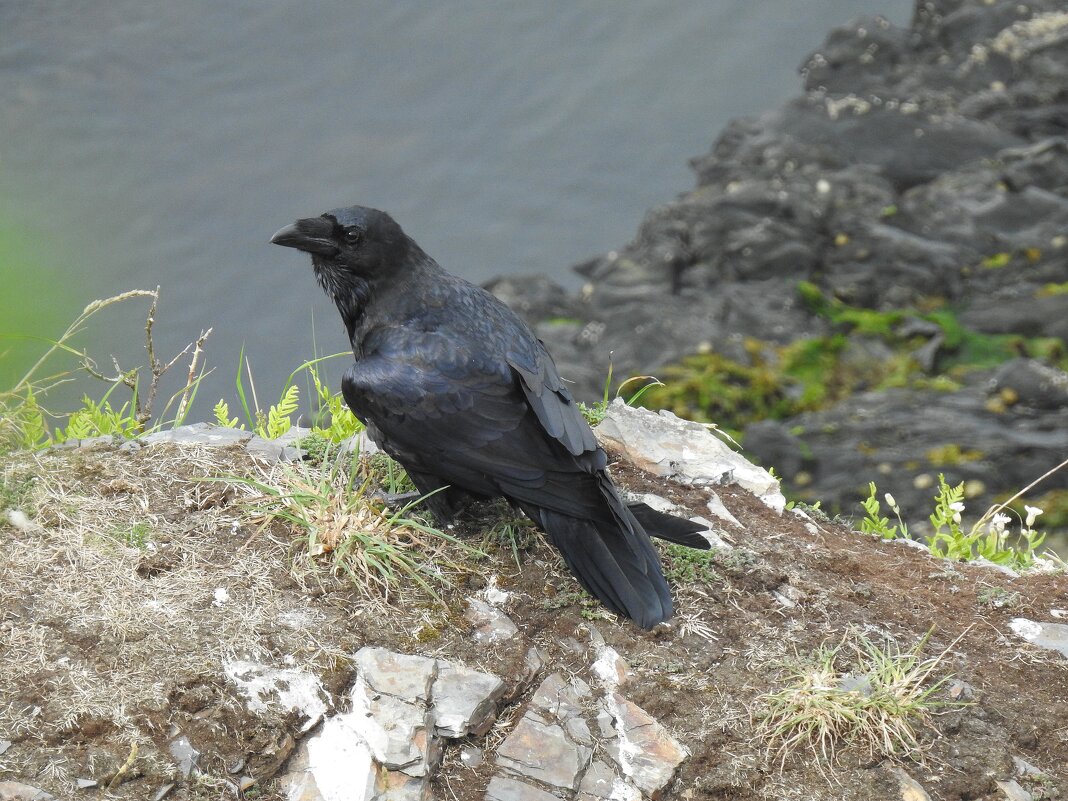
[
  {"xmin": 756, "ymin": 628, "xmax": 962, "ymax": 774},
  {"xmin": 0, "ymin": 444, "xmax": 355, "ymax": 783}
]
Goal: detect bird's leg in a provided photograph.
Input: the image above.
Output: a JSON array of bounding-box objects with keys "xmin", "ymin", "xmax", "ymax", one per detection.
[{"xmin": 369, "ymin": 489, "xmax": 423, "ymax": 508}]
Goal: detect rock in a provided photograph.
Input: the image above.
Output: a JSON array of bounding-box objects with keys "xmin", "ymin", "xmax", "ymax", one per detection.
[
  {"xmin": 484, "ymin": 775, "xmax": 561, "ymax": 801},
  {"xmin": 168, "ymin": 734, "xmax": 200, "ymax": 779},
  {"xmin": 151, "ymin": 784, "xmax": 175, "ymax": 801},
  {"xmin": 601, "ymin": 692, "xmax": 688, "ymax": 798},
  {"xmin": 578, "ymin": 759, "xmax": 640, "ymax": 801},
  {"xmin": 465, "ymin": 598, "xmax": 519, "ymax": 643},
  {"xmin": 596, "ymin": 400, "xmax": 784, "ymax": 512},
  {"xmin": 530, "ymin": 672, "xmax": 590, "ymax": 722},
  {"xmin": 991, "ymin": 359, "xmax": 1068, "ymax": 410},
  {"xmin": 355, "ymin": 648, "xmax": 437, "ymax": 704},
  {"xmin": 892, "ymin": 766, "xmax": 933, "ymax": 801},
  {"xmin": 352, "ymin": 686, "xmax": 434, "ymax": 775},
  {"xmin": 459, "ymin": 747, "xmax": 483, "ymax": 768},
  {"xmin": 243, "ymin": 436, "xmax": 287, "ymax": 461},
  {"xmin": 591, "ymin": 645, "xmax": 634, "ymax": 691},
  {"xmin": 0, "ymin": 783, "xmax": 55, "ymax": 801},
  {"xmin": 142, "ymin": 423, "xmax": 252, "ymax": 447},
  {"xmin": 996, "ymin": 779, "xmax": 1035, "ymax": 801},
  {"xmin": 496, "ymin": 713, "xmax": 592, "ymax": 791},
  {"xmin": 1009, "ymin": 618, "xmax": 1068, "ymax": 659},
  {"xmin": 432, "ymin": 662, "xmax": 506, "ymax": 738},
  {"xmin": 224, "ymin": 659, "xmax": 330, "ymax": 732},
  {"xmin": 0, "ymin": 741, "xmax": 9, "ymax": 756}
]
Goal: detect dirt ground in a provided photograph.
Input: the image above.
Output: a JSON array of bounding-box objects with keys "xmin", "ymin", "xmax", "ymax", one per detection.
[{"xmin": 1, "ymin": 440, "xmax": 1066, "ymax": 801}]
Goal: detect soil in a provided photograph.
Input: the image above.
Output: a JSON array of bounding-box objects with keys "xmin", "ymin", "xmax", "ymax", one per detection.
[{"xmin": 1, "ymin": 440, "xmax": 1066, "ymax": 801}]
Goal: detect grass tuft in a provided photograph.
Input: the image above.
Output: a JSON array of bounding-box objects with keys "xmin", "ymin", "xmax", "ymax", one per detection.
[
  {"xmin": 757, "ymin": 629, "xmax": 961, "ymax": 772},
  {"xmin": 226, "ymin": 445, "xmax": 476, "ymax": 604}
]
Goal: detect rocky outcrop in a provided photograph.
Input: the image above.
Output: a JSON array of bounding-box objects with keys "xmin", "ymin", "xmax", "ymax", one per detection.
[{"xmin": 488, "ymin": 0, "xmax": 1068, "ymax": 522}]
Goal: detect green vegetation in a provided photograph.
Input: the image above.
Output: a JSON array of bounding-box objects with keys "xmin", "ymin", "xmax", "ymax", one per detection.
[
  {"xmin": 1, "ymin": 289, "xmax": 208, "ymax": 453},
  {"xmin": 578, "ymin": 358, "xmax": 663, "ymax": 426},
  {"xmin": 758, "ymin": 630, "xmax": 959, "ymax": 769},
  {"xmin": 860, "ymin": 473, "xmax": 1059, "ymax": 570},
  {"xmin": 976, "ymin": 587, "xmax": 1019, "ymax": 609},
  {"xmin": 640, "ymin": 282, "xmax": 1067, "ymax": 433},
  {"xmin": 107, "ymin": 521, "xmax": 153, "ymax": 549},
  {"xmin": 662, "ymin": 542, "xmax": 721, "ymax": 586}
]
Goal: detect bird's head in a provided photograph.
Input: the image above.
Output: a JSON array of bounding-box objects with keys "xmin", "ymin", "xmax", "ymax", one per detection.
[{"xmin": 271, "ymin": 205, "xmax": 410, "ymax": 298}]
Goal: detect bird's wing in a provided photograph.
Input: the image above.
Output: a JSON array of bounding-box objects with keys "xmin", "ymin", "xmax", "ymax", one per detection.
[
  {"xmin": 505, "ymin": 339, "xmax": 599, "ymax": 459},
  {"xmin": 340, "ymin": 335, "xmax": 606, "ymax": 516}
]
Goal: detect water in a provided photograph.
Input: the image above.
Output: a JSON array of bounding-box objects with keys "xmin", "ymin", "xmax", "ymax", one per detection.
[{"xmin": 0, "ymin": 0, "xmax": 913, "ymax": 416}]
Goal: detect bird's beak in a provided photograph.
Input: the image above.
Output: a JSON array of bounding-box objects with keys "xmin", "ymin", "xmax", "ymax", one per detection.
[{"xmin": 270, "ymin": 217, "xmax": 339, "ymax": 256}]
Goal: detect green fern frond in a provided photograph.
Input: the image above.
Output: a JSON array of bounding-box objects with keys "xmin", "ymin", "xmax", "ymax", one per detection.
[
  {"xmin": 258, "ymin": 384, "xmax": 299, "ymax": 439},
  {"xmin": 213, "ymin": 398, "xmax": 241, "ymax": 429}
]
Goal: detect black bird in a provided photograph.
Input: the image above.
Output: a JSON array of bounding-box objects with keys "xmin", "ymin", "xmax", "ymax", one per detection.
[{"xmin": 271, "ymin": 206, "xmax": 709, "ymax": 628}]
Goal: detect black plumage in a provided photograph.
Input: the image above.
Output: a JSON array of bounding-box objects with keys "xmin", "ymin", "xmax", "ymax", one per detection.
[{"xmin": 271, "ymin": 205, "xmax": 708, "ymax": 628}]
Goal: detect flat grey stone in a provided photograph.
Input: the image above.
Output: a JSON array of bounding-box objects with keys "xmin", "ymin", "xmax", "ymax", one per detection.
[
  {"xmin": 496, "ymin": 713, "xmax": 591, "ymax": 790},
  {"xmin": 76, "ymin": 435, "xmax": 116, "ymax": 449},
  {"xmin": 595, "ymin": 400, "xmax": 784, "ymax": 512},
  {"xmin": 485, "ymin": 775, "xmax": 561, "ymax": 801},
  {"xmin": 0, "ymin": 782, "xmax": 56, "ymax": 801},
  {"xmin": 602, "ymin": 692, "xmax": 687, "ymax": 797},
  {"xmin": 891, "ymin": 767, "xmax": 932, "ymax": 801},
  {"xmin": 531, "ymin": 672, "xmax": 587, "ymax": 722},
  {"xmin": 578, "ymin": 759, "xmax": 639, "ymax": 801},
  {"xmin": 143, "ymin": 423, "xmax": 252, "ymax": 447},
  {"xmin": 432, "ymin": 661, "xmax": 506, "ymax": 738},
  {"xmin": 564, "ymin": 716, "xmax": 594, "ymax": 745},
  {"xmin": 355, "ymin": 647, "xmax": 438, "ymax": 703},
  {"xmin": 996, "ymin": 779, "xmax": 1035, "ymax": 801},
  {"xmin": 168, "ymin": 733, "xmax": 200, "ymax": 778},
  {"xmin": 0, "ymin": 741, "xmax": 9, "ymax": 756},
  {"xmin": 465, "ymin": 598, "xmax": 519, "ymax": 643},
  {"xmin": 151, "ymin": 784, "xmax": 176, "ymax": 801},
  {"xmin": 355, "ymin": 689, "xmax": 432, "ymax": 775},
  {"xmin": 273, "ymin": 427, "xmax": 313, "ymax": 446},
  {"xmin": 75, "ymin": 778, "xmax": 97, "ymax": 790},
  {"xmin": 244, "ymin": 436, "xmax": 286, "ymax": 461},
  {"xmin": 1009, "ymin": 618, "xmax": 1068, "ymax": 659}
]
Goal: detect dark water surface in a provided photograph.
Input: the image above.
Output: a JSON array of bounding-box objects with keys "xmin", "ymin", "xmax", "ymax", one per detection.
[{"xmin": 1, "ymin": 1, "xmax": 912, "ymax": 414}]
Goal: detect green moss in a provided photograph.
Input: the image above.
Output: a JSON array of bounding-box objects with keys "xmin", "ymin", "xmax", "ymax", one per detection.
[
  {"xmin": 1038, "ymin": 281, "xmax": 1068, "ymax": 297},
  {"xmin": 981, "ymin": 252, "xmax": 1012, "ymax": 269},
  {"xmin": 638, "ymin": 283, "xmax": 1067, "ymax": 429},
  {"xmin": 925, "ymin": 444, "xmax": 984, "ymax": 467},
  {"xmin": 0, "ymin": 470, "xmax": 35, "ymax": 511}
]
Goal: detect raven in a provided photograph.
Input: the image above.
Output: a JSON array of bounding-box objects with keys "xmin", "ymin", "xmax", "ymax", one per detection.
[{"xmin": 271, "ymin": 206, "xmax": 709, "ymax": 628}]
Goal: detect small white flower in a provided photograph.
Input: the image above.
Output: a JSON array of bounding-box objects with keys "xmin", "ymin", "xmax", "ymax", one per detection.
[
  {"xmin": 884, "ymin": 493, "xmax": 898, "ymax": 510},
  {"xmin": 990, "ymin": 512, "xmax": 1012, "ymax": 534},
  {"xmin": 949, "ymin": 501, "xmax": 965, "ymax": 525},
  {"xmin": 213, "ymin": 587, "xmax": 231, "ymax": 606},
  {"xmin": 1024, "ymin": 505, "xmax": 1043, "ymax": 529}
]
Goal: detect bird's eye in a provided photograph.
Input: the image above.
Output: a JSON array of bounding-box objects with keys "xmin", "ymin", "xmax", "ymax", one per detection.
[{"xmin": 344, "ymin": 228, "xmax": 362, "ymax": 245}]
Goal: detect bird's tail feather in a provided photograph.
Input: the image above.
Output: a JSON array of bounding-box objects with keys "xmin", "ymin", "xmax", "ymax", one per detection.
[
  {"xmin": 627, "ymin": 502, "xmax": 712, "ymax": 550},
  {"xmin": 522, "ymin": 503, "xmax": 673, "ymax": 630}
]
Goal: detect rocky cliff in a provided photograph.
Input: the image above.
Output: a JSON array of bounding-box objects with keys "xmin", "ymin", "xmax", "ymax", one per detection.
[{"xmin": 488, "ymin": 0, "xmax": 1068, "ymax": 528}]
